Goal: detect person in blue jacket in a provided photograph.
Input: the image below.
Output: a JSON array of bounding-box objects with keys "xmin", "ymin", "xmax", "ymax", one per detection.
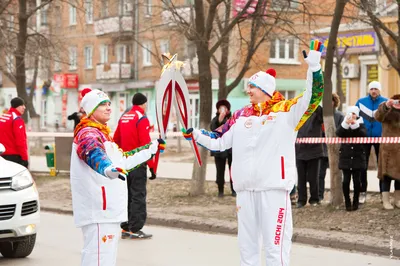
[{"xmin": 355, "ymin": 81, "xmax": 387, "ymax": 203}]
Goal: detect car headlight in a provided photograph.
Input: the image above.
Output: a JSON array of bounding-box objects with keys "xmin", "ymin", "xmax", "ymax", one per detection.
[{"xmin": 12, "ymin": 170, "xmax": 33, "ymax": 191}]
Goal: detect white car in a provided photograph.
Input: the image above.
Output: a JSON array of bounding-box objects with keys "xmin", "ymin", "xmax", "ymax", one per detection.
[{"xmin": 0, "ymin": 143, "xmax": 40, "ymax": 258}]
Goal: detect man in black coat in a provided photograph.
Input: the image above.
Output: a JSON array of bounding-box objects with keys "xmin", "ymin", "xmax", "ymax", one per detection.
[
  {"xmin": 210, "ymin": 99, "xmax": 236, "ymax": 197},
  {"xmin": 295, "ymin": 105, "xmax": 324, "ymax": 207},
  {"xmin": 336, "ymin": 106, "xmax": 367, "ymax": 211}
]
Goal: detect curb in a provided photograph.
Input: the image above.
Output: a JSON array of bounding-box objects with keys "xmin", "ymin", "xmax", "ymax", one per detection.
[{"xmin": 40, "ymin": 206, "xmax": 399, "ymax": 259}]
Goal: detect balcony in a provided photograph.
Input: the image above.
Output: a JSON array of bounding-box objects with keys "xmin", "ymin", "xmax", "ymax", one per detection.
[
  {"xmin": 161, "ymin": 7, "xmax": 192, "ymax": 26},
  {"xmin": 182, "ymin": 57, "xmax": 198, "ymax": 78},
  {"xmin": 94, "ymin": 16, "xmax": 132, "ymax": 36},
  {"xmin": 96, "ymin": 63, "xmax": 132, "ymax": 80}
]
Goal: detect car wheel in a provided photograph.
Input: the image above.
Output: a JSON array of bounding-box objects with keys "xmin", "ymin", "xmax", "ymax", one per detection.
[{"xmin": 0, "ymin": 234, "xmax": 36, "ymax": 258}]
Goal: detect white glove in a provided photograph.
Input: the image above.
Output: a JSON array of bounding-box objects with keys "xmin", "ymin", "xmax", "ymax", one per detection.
[
  {"xmin": 304, "ymin": 50, "xmax": 322, "ymax": 72},
  {"xmin": 149, "ymin": 140, "xmax": 159, "ymax": 154},
  {"xmin": 104, "ymin": 166, "xmax": 127, "ymax": 181}
]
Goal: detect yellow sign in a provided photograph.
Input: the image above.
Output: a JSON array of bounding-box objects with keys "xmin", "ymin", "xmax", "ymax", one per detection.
[{"xmin": 320, "ymin": 31, "xmax": 377, "ymax": 55}]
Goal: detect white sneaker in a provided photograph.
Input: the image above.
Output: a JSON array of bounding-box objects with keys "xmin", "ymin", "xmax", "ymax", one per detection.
[{"xmin": 359, "ymin": 192, "xmax": 366, "ymax": 204}]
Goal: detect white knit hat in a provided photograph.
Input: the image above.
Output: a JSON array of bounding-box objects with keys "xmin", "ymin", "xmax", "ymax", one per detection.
[
  {"xmin": 368, "ymin": 81, "xmax": 381, "ymax": 90},
  {"xmin": 346, "ymin": 106, "xmax": 360, "ymax": 117},
  {"xmin": 80, "ymin": 88, "xmax": 111, "ymax": 116},
  {"xmin": 248, "ymin": 69, "xmax": 277, "ymax": 97}
]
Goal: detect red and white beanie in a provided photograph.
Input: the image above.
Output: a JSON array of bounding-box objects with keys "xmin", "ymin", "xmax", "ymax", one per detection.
[
  {"xmin": 80, "ymin": 88, "xmax": 111, "ymax": 116},
  {"xmin": 248, "ymin": 68, "xmax": 277, "ymax": 97}
]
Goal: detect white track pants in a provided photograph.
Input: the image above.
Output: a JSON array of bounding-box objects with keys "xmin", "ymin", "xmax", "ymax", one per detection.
[
  {"xmin": 237, "ymin": 190, "xmax": 292, "ymax": 266},
  {"xmin": 81, "ymin": 223, "xmax": 120, "ymax": 266}
]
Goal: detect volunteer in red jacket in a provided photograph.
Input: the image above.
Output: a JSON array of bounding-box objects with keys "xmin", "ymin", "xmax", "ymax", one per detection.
[
  {"xmin": 114, "ymin": 92, "xmax": 155, "ymax": 239},
  {"xmin": 0, "ymin": 97, "xmax": 28, "ymax": 167}
]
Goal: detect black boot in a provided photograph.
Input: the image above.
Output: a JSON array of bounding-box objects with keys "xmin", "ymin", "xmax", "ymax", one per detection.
[
  {"xmin": 230, "ymin": 179, "xmax": 236, "ymax": 197},
  {"xmin": 342, "ymin": 182, "xmax": 352, "ymax": 211},
  {"xmin": 353, "ymin": 189, "xmax": 360, "ymax": 211},
  {"xmin": 218, "ymin": 185, "xmax": 224, "ymax": 198}
]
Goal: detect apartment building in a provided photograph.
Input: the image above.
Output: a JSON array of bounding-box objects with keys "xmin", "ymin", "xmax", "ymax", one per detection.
[{"xmin": 3, "ymin": 0, "xmax": 393, "ymax": 131}]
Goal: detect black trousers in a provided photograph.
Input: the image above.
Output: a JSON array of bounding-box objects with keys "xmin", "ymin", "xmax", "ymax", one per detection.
[
  {"xmin": 214, "ymin": 154, "xmax": 234, "ymax": 193},
  {"xmin": 2, "ymin": 155, "xmax": 28, "ymax": 168},
  {"xmin": 382, "ymin": 175, "xmax": 400, "ymax": 192},
  {"xmin": 120, "ymin": 165, "xmax": 147, "ymax": 233},
  {"xmin": 361, "ymin": 143, "xmax": 381, "ymax": 193},
  {"xmin": 318, "ymin": 157, "xmax": 329, "ymax": 200},
  {"xmin": 342, "ymin": 169, "xmax": 361, "ymax": 203},
  {"xmin": 296, "ymin": 158, "xmax": 320, "ymax": 205}
]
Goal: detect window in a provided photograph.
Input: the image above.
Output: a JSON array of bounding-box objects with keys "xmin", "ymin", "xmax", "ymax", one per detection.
[
  {"xmin": 119, "ymin": 0, "xmax": 132, "ymax": 15},
  {"xmin": 163, "ymin": 0, "xmax": 171, "ymax": 9},
  {"xmin": 85, "ymin": 0, "xmax": 93, "ymax": 24},
  {"xmin": 54, "ymin": 55, "xmax": 61, "ymax": 72},
  {"xmin": 142, "ymin": 42, "xmax": 152, "ymax": 66},
  {"xmin": 69, "ymin": 47, "xmax": 77, "ymax": 70},
  {"xmin": 6, "ymin": 55, "xmax": 14, "ymax": 73},
  {"xmin": 40, "ymin": 9, "xmax": 48, "ymax": 25},
  {"xmin": 145, "ymin": 0, "xmax": 152, "ymax": 16},
  {"xmin": 8, "ymin": 15, "xmax": 14, "ymax": 29},
  {"xmin": 55, "ymin": 6, "xmax": 62, "ymax": 27},
  {"xmin": 271, "ymin": 0, "xmax": 299, "ymax": 10},
  {"xmin": 160, "ymin": 40, "xmax": 169, "ymax": 55},
  {"xmin": 100, "ymin": 45, "xmax": 108, "ymax": 64},
  {"xmin": 269, "ymin": 38, "xmax": 299, "ymax": 64},
  {"xmin": 280, "ymin": 90, "xmax": 296, "ymax": 100},
  {"xmin": 69, "ymin": 5, "xmax": 77, "ymax": 25},
  {"xmin": 116, "ymin": 45, "xmax": 127, "ymax": 63},
  {"xmin": 360, "ymin": 0, "xmax": 387, "ymax": 14},
  {"xmin": 84, "ymin": 46, "xmax": 93, "ymax": 69},
  {"xmin": 100, "ymin": 0, "xmax": 109, "ymax": 17}
]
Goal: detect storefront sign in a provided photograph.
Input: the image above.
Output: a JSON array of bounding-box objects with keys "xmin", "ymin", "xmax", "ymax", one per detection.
[
  {"xmin": 319, "ymin": 31, "xmax": 378, "ymax": 56},
  {"xmin": 233, "ymin": 0, "xmax": 264, "ymax": 17},
  {"xmin": 53, "ymin": 74, "xmax": 79, "ymax": 89}
]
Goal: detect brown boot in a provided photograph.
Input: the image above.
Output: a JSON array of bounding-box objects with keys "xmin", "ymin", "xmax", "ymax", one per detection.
[{"xmin": 394, "ymin": 190, "xmax": 400, "ymax": 208}]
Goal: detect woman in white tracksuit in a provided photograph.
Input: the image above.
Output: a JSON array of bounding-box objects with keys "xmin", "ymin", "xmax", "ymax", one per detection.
[
  {"xmin": 184, "ymin": 41, "xmax": 324, "ymax": 266},
  {"xmin": 70, "ymin": 88, "xmax": 163, "ymax": 266}
]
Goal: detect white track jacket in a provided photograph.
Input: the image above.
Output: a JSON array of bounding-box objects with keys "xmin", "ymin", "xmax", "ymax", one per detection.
[{"xmin": 193, "ymin": 69, "xmax": 324, "ymax": 192}]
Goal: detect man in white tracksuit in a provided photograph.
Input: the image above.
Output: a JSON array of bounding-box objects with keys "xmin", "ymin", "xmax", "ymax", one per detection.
[
  {"xmin": 183, "ymin": 41, "xmax": 324, "ymax": 265},
  {"xmin": 70, "ymin": 88, "xmax": 164, "ymax": 266}
]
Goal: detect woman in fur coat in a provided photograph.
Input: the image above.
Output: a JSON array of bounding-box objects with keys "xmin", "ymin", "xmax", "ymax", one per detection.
[
  {"xmin": 336, "ymin": 106, "xmax": 367, "ymax": 211},
  {"xmin": 375, "ymin": 95, "xmax": 400, "ymax": 209}
]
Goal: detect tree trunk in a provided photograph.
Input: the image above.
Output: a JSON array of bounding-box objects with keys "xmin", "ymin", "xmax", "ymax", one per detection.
[
  {"xmin": 218, "ymin": 34, "xmax": 230, "ymax": 100},
  {"xmin": 323, "ymin": 0, "xmax": 347, "ymax": 207},
  {"xmin": 190, "ymin": 40, "xmax": 212, "ymax": 196},
  {"xmin": 16, "ymin": 0, "xmax": 30, "ymax": 122}
]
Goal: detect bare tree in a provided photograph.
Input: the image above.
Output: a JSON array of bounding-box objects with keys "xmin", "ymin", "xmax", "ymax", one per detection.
[
  {"xmin": 350, "ymin": 1, "xmax": 400, "ymax": 76},
  {"xmin": 323, "ymin": 0, "xmax": 349, "ymax": 207},
  {"xmin": 0, "ymin": 0, "xmax": 70, "ymax": 122}
]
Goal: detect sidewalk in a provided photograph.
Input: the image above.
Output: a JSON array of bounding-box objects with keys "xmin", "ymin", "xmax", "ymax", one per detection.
[{"xmin": 29, "ymin": 155, "xmax": 382, "ymax": 192}]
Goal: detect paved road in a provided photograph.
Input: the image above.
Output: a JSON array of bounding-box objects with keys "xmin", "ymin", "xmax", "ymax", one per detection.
[
  {"xmin": 30, "ymin": 155, "xmax": 382, "ymax": 192},
  {"xmin": 0, "ymin": 212, "xmax": 397, "ymax": 265}
]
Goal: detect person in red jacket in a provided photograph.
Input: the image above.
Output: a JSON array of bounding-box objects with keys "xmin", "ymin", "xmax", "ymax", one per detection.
[
  {"xmin": 114, "ymin": 92, "xmax": 155, "ymax": 239},
  {"xmin": 0, "ymin": 97, "xmax": 28, "ymax": 167}
]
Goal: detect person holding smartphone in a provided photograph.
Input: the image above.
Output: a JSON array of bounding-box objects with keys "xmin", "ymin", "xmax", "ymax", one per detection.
[
  {"xmin": 336, "ymin": 106, "xmax": 367, "ymax": 211},
  {"xmin": 210, "ymin": 99, "xmax": 235, "ymax": 197},
  {"xmin": 375, "ymin": 95, "xmax": 400, "ymax": 209}
]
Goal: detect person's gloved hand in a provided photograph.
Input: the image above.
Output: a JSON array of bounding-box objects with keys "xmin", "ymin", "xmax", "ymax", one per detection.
[
  {"xmin": 302, "ymin": 39, "xmax": 323, "ymax": 72},
  {"xmin": 149, "ymin": 168, "xmax": 156, "ymax": 180},
  {"xmin": 104, "ymin": 166, "xmax": 127, "ymax": 181},
  {"xmin": 157, "ymin": 138, "xmax": 166, "ymax": 153},
  {"xmin": 181, "ymin": 128, "xmax": 194, "ymax": 140}
]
